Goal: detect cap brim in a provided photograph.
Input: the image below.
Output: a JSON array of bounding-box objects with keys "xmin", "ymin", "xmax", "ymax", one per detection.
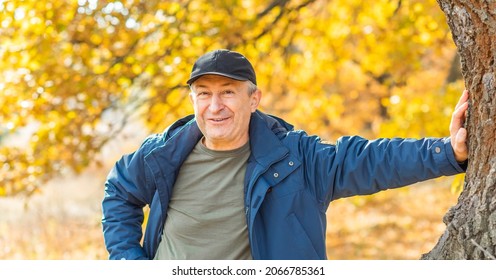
[{"xmin": 187, "ymin": 72, "xmax": 249, "ymax": 85}]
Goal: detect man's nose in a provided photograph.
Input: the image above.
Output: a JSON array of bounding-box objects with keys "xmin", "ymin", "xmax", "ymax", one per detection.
[{"xmin": 209, "ymin": 94, "xmax": 224, "ymax": 112}]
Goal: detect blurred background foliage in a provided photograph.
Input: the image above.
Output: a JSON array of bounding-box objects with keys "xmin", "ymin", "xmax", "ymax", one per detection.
[
  {"xmin": 0, "ymin": 0, "xmax": 468, "ymax": 260},
  {"xmin": 0, "ymin": 0, "xmax": 464, "ymax": 195}
]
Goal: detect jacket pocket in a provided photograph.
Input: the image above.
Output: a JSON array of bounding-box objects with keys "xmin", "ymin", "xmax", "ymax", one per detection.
[{"xmin": 286, "ymin": 213, "xmax": 319, "ymax": 259}]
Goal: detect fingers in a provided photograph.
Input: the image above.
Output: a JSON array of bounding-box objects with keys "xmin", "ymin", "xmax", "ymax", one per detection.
[
  {"xmin": 449, "ymin": 90, "xmax": 469, "ymax": 162},
  {"xmin": 455, "ymin": 89, "xmax": 469, "ymax": 111},
  {"xmin": 454, "ymin": 127, "xmax": 468, "ymax": 162},
  {"xmin": 450, "ymin": 90, "xmax": 469, "ymax": 134},
  {"xmin": 450, "ymin": 99, "xmax": 468, "ymax": 134}
]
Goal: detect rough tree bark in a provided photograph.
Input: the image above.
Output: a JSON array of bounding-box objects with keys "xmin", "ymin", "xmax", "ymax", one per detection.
[{"xmin": 422, "ymin": 0, "xmax": 496, "ymax": 259}]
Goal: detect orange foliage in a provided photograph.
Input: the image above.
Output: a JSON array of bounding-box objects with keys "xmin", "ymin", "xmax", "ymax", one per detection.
[{"xmin": 0, "ymin": 0, "xmax": 462, "ymax": 196}]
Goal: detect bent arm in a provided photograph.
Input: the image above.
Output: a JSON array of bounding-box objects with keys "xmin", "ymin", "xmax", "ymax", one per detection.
[{"xmin": 101, "ymin": 147, "xmax": 154, "ymax": 260}]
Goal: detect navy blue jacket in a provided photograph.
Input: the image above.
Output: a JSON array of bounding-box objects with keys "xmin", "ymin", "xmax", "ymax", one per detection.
[{"xmin": 102, "ymin": 110, "xmax": 465, "ymax": 260}]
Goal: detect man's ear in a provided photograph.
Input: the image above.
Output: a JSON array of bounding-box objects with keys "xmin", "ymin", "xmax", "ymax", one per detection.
[
  {"xmin": 250, "ymin": 89, "xmax": 262, "ymax": 112},
  {"xmin": 189, "ymin": 91, "xmax": 194, "ymax": 104}
]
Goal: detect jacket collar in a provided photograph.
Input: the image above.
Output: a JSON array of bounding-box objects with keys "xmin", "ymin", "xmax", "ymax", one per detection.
[
  {"xmin": 248, "ymin": 111, "xmax": 292, "ymax": 168},
  {"xmin": 152, "ymin": 110, "xmax": 293, "ymax": 171}
]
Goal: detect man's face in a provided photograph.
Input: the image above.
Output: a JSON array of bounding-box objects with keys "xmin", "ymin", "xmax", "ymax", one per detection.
[{"xmin": 190, "ymin": 75, "xmax": 261, "ymax": 151}]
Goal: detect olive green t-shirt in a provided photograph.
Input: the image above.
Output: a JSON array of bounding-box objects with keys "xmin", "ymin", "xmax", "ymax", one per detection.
[{"xmin": 154, "ymin": 139, "xmax": 252, "ymax": 260}]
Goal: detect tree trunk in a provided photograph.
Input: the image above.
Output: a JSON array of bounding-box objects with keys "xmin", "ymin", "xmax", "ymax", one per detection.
[{"xmin": 422, "ymin": 0, "xmax": 496, "ymax": 259}]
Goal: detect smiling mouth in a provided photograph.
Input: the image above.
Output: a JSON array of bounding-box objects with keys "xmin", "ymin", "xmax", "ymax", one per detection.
[{"xmin": 210, "ymin": 117, "xmax": 230, "ymax": 122}]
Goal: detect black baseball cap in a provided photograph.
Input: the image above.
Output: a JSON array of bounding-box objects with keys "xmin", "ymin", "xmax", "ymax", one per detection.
[{"xmin": 187, "ymin": 49, "xmax": 257, "ymax": 86}]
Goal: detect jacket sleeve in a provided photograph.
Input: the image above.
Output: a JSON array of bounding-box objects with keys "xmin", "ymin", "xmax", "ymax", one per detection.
[
  {"xmin": 299, "ymin": 135, "xmax": 466, "ymax": 204},
  {"xmin": 101, "ymin": 138, "xmax": 156, "ymax": 260}
]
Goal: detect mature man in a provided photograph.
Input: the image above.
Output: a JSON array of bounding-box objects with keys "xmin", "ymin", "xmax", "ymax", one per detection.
[{"xmin": 102, "ymin": 49, "xmax": 469, "ymax": 260}]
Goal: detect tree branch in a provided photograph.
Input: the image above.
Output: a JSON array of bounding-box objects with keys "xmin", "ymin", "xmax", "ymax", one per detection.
[{"xmin": 257, "ymin": 0, "xmax": 290, "ymax": 18}]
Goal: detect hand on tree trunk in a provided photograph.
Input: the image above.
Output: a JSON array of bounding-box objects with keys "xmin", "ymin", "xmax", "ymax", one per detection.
[{"xmin": 449, "ymin": 89, "xmax": 469, "ymax": 163}]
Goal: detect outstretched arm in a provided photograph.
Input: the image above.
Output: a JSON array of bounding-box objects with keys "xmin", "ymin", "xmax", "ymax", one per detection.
[{"xmin": 450, "ymin": 89, "xmax": 469, "ymax": 163}]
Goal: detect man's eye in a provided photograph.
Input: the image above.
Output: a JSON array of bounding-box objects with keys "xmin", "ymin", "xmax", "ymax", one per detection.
[{"xmin": 224, "ymin": 90, "xmax": 234, "ymax": 95}]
